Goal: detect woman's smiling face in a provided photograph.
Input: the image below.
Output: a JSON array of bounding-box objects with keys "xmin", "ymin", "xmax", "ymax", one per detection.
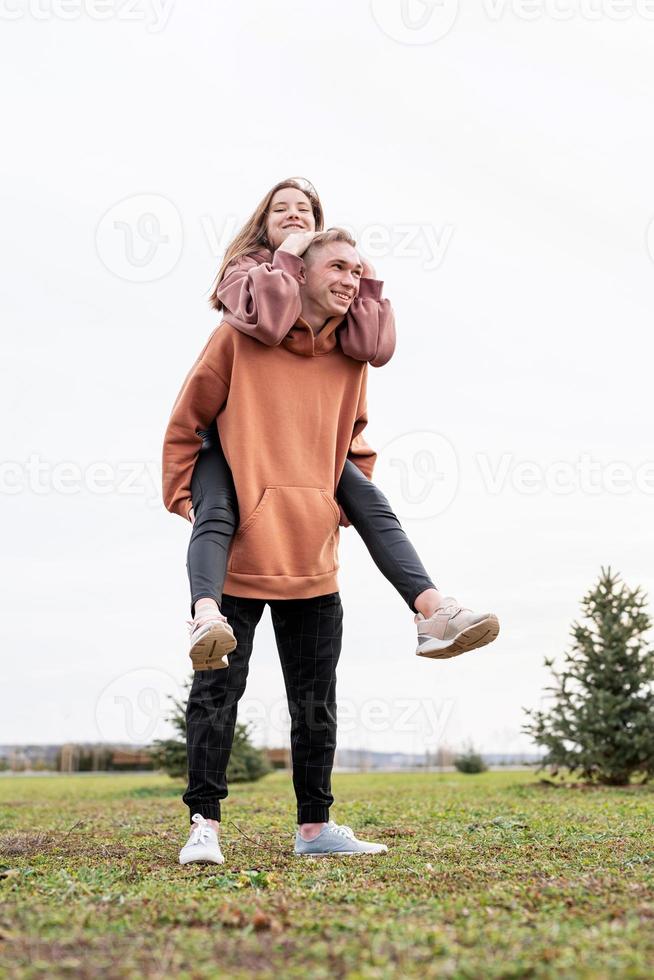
[{"xmin": 265, "ymin": 188, "xmax": 316, "ymax": 249}]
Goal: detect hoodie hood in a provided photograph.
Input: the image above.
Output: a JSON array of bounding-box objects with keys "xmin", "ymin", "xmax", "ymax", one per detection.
[
  {"xmin": 281, "ymin": 314, "xmax": 345, "ymax": 357},
  {"xmin": 248, "ymin": 247, "xmax": 345, "ymax": 356}
]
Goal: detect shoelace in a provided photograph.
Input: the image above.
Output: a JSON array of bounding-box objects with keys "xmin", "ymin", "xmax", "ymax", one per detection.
[
  {"xmin": 436, "ymin": 596, "xmax": 461, "ymax": 614},
  {"xmin": 186, "ymin": 612, "xmax": 229, "ymax": 635},
  {"xmin": 416, "ymin": 597, "xmax": 462, "ymax": 623},
  {"xmin": 328, "ymin": 821, "xmax": 356, "ymax": 840},
  {"xmin": 188, "ymin": 814, "xmax": 214, "ymax": 846}
]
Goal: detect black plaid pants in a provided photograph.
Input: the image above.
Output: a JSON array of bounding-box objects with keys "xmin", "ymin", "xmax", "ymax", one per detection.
[{"xmin": 183, "ymin": 591, "xmax": 343, "ymax": 825}]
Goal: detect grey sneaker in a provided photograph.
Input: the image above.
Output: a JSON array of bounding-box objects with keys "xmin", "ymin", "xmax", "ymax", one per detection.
[
  {"xmin": 187, "ymin": 611, "xmax": 236, "ymax": 671},
  {"xmin": 415, "ymin": 596, "xmax": 500, "ymax": 659},
  {"xmin": 294, "ymin": 820, "xmax": 388, "ymax": 857}
]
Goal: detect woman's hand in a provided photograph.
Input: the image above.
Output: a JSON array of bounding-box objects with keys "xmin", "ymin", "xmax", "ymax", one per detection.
[
  {"xmin": 188, "ymin": 506, "xmax": 195, "ymax": 525},
  {"xmin": 277, "ymin": 231, "xmax": 316, "ymax": 257}
]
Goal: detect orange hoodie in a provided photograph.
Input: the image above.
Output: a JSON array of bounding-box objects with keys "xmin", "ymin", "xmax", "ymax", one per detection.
[{"xmin": 162, "ymin": 316, "xmax": 376, "ymax": 600}]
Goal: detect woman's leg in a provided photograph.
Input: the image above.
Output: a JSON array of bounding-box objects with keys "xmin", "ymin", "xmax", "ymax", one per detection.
[
  {"xmin": 336, "ymin": 460, "xmax": 440, "ymax": 616},
  {"xmin": 187, "ymin": 421, "xmax": 239, "ymax": 619},
  {"xmin": 336, "ymin": 461, "xmax": 501, "ymax": 658}
]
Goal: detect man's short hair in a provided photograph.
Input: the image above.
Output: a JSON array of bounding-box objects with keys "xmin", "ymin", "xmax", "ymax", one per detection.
[{"xmin": 304, "ymin": 227, "xmax": 358, "ymax": 262}]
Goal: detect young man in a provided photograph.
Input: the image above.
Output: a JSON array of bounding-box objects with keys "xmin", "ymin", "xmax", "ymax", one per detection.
[{"xmin": 162, "ymin": 230, "xmax": 388, "ymax": 861}]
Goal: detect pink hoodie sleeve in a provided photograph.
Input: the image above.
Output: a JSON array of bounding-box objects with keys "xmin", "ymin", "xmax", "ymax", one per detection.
[
  {"xmin": 338, "ymin": 278, "xmax": 397, "ymax": 368},
  {"xmin": 217, "ymin": 251, "xmax": 303, "ymax": 346},
  {"xmin": 219, "ymin": 251, "xmax": 396, "ymax": 365}
]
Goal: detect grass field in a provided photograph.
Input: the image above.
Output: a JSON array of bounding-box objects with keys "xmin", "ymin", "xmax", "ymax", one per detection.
[{"xmin": 0, "ymin": 769, "xmax": 652, "ymax": 978}]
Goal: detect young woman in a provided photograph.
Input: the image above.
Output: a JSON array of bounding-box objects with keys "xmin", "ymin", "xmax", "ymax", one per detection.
[{"xmin": 169, "ymin": 178, "xmax": 500, "ymax": 669}]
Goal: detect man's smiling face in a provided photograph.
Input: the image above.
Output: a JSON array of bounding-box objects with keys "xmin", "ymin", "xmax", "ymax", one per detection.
[{"xmin": 301, "ymin": 241, "xmax": 363, "ymax": 321}]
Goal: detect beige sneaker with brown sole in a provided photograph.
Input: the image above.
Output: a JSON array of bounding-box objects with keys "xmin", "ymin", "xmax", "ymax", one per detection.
[
  {"xmin": 187, "ymin": 611, "xmax": 237, "ymax": 671},
  {"xmin": 415, "ymin": 597, "xmax": 500, "ymax": 659}
]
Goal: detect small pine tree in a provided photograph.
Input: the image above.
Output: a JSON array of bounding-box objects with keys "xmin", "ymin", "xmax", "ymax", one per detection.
[
  {"xmin": 524, "ymin": 566, "xmax": 654, "ymax": 785},
  {"xmin": 150, "ymin": 676, "xmax": 271, "ymax": 783},
  {"xmin": 454, "ymin": 744, "xmax": 488, "ymax": 774}
]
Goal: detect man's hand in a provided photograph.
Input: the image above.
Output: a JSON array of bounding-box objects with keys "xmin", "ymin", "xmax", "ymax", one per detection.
[
  {"xmin": 188, "ymin": 506, "xmax": 195, "ymax": 525},
  {"xmin": 277, "ymin": 231, "xmax": 316, "ymax": 257}
]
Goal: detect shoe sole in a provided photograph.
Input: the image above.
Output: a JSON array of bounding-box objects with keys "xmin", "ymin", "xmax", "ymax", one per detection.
[
  {"xmin": 295, "ymin": 848, "xmax": 388, "ymax": 858},
  {"xmin": 190, "ymin": 622, "xmax": 237, "ymax": 671},
  {"xmin": 179, "ymin": 855, "xmax": 225, "ymax": 865},
  {"xmin": 416, "ymin": 614, "xmax": 500, "ymax": 660},
  {"xmin": 294, "ymin": 848, "xmax": 388, "ymax": 858}
]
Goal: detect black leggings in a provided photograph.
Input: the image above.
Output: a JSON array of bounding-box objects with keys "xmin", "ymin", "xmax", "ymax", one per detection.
[{"xmin": 187, "ymin": 422, "xmax": 436, "ymax": 618}]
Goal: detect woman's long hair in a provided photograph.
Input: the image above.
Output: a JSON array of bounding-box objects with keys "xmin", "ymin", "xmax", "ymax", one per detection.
[{"xmin": 208, "ymin": 177, "xmax": 324, "ymax": 311}]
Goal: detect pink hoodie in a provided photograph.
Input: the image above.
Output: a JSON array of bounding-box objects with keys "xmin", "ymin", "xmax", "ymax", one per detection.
[{"xmin": 217, "ymin": 248, "xmax": 396, "ymax": 368}]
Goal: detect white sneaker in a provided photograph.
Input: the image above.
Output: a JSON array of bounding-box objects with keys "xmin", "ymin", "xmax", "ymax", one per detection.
[
  {"xmin": 187, "ymin": 610, "xmax": 236, "ymax": 671},
  {"xmin": 179, "ymin": 814, "xmax": 224, "ymax": 865},
  {"xmin": 415, "ymin": 596, "xmax": 500, "ymax": 659}
]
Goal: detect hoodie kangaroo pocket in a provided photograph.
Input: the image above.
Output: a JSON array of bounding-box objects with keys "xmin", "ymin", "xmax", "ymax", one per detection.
[{"xmin": 227, "ymin": 486, "xmax": 340, "ymax": 577}]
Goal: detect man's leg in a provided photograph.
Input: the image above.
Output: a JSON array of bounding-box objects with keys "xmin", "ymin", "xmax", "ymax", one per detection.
[
  {"xmin": 182, "ymin": 594, "xmax": 265, "ymax": 825},
  {"xmin": 269, "ymin": 592, "xmax": 343, "ymax": 833}
]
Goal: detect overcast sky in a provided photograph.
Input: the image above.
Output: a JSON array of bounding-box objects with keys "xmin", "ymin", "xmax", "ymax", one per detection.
[{"xmin": 1, "ymin": 1, "xmax": 653, "ymax": 758}]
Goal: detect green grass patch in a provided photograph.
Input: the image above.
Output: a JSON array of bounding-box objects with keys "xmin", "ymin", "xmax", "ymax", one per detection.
[{"xmin": 0, "ymin": 770, "xmax": 652, "ymax": 977}]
